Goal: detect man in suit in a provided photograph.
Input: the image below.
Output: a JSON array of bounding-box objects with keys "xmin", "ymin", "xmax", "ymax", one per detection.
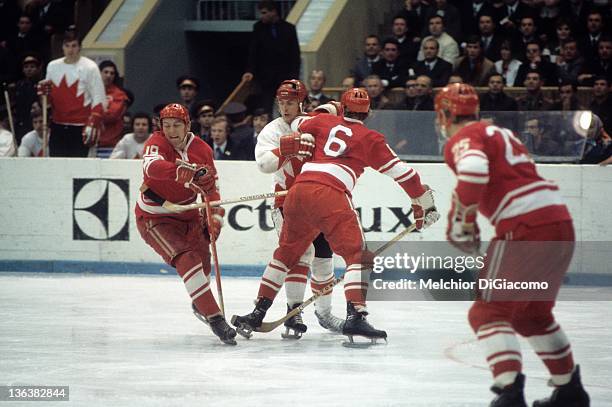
[
  {"xmin": 480, "ymin": 73, "xmax": 518, "ymax": 111},
  {"xmin": 210, "ymin": 117, "xmax": 251, "ymax": 161},
  {"xmin": 478, "ymin": 14, "xmax": 504, "ymax": 62},
  {"xmin": 579, "ymin": 37, "xmax": 612, "ymax": 85},
  {"xmin": 412, "ymin": 38, "xmax": 452, "ymax": 88},
  {"xmin": 516, "ymin": 70, "xmax": 553, "ymax": 111},
  {"xmin": 308, "ymin": 69, "xmax": 332, "ymax": 105},
  {"xmin": 391, "ymin": 15, "xmax": 419, "ymax": 66},
  {"xmin": 372, "ymin": 38, "xmax": 408, "ymax": 88},
  {"xmin": 453, "ymin": 36, "xmax": 496, "ymax": 87},
  {"xmin": 579, "ymin": 10, "xmax": 606, "ymax": 65},
  {"xmin": 417, "ymin": 15, "xmax": 459, "ymax": 65},
  {"xmin": 460, "ymin": 0, "xmax": 495, "ymax": 38},
  {"xmin": 242, "ymin": 0, "xmax": 300, "ymax": 114},
  {"xmin": 515, "ymin": 41, "xmax": 559, "ymax": 86},
  {"xmin": 494, "ymin": 0, "xmax": 535, "ymax": 38},
  {"xmin": 351, "ymin": 34, "xmax": 381, "ymax": 84}
]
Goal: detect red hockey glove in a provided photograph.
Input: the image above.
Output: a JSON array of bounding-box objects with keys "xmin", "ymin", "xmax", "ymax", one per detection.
[
  {"xmin": 37, "ymin": 80, "xmax": 52, "ymax": 96},
  {"xmin": 192, "ymin": 165, "xmax": 216, "ymax": 195},
  {"xmin": 201, "ymin": 206, "xmax": 225, "ymax": 241},
  {"xmin": 411, "ymin": 185, "xmax": 440, "ymax": 230},
  {"xmin": 82, "ymin": 112, "xmax": 102, "ymax": 146},
  {"xmin": 279, "ymin": 132, "xmax": 315, "ymax": 158},
  {"xmin": 446, "ymin": 191, "xmax": 481, "ymax": 254},
  {"xmin": 175, "ymin": 159, "xmax": 199, "ymax": 186}
]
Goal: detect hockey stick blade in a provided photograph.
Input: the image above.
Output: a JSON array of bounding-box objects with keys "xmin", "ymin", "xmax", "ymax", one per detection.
[
  {"xmin": 255, "ymin": 224, "xmax": 418, "ymax": 333},
  {"xmin": 163, "ymin": 190, "xmax": 288, "ymax": 212}
]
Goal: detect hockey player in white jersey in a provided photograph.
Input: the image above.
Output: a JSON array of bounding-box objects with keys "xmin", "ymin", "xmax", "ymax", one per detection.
[{"xmin": 236, "ymin": 79, "xmax": 344, "ymax": 338}]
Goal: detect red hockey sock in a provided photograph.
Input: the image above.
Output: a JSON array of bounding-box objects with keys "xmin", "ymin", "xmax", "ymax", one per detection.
[
  {"xmin": 343, "ymin": 263, "xmax": 367, "ymax": 309},
  {"xmin": 526, "ymin": 322, "xmax": 575, "ymax": 385},
  {"xmin": 257, "ymin": 259, "xmax": 289, "ymax": 301},
  {"xmin": 476, "ymin": 321, "xmax": 523, "ymax": 387},
  {"xmin": 175, "ymin": 252, "xmax": 220, "ymax": 318}
]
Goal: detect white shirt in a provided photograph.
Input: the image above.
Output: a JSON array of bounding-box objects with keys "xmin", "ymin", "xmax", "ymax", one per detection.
[
  {"xmin": 0, "ymin": 129, "xmax": 16, "ymax": 157},
  {"xmin": 110, "ymin": 132, "xmax": 149, "ymax": 159},
  {"xmin": 18, "ymin": 130, "xmax": 45, "ymax": 157},
  {"xmin": 418, "ymin": 33, "xmax": 459, "ymax": 65}
]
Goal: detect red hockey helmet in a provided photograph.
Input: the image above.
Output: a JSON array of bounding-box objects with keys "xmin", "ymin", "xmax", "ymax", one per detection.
[
  {"xmin": 341, "ymin": 87, "xmax": 370, "ymax": 113},
  {"xmin": 276, "ymin": 79, "xmax": 307, "ymax": 102},
  {"xmin": 434, "ymin": 83, "xmax": 479, "ymax": 129},
  {"xmin": 159, "ymin": 103, "xmax": 190, "ymax": 124}
]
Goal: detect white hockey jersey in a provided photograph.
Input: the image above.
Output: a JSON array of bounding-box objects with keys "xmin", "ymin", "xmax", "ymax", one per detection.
[
  {"xmin": 17, "ymin": 130, "xmax": 45, "ymax": 157},
  {"xmin": 110, "ymin": 133, "xmax": 150, "ymax": 159}
]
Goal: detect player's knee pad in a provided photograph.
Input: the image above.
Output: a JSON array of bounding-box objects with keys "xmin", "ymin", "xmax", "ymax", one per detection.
[{"xmin": 512, "ymin": 312, "xmax": 554, "ymax": 337}]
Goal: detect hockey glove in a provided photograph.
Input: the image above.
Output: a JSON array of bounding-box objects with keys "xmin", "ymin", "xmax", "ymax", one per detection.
[
  {"xmin": 201, "ymin": 206, "xmax": 225, "ymax": 241},
  {"xmin": 411, "ymin": 185, "xmax": 440, "ymax": 230},
  {"xmin": 175, "ymin": 159, "xmax": 199, "ymax": 186},
  {"xmin": 192, "ymin": 165, "xmax": 217, "ymax": 195},
  {"xmin": 36, "ymin": 79, "xmax": 53, "ymax": 96},
  {"xmin": 82, "ymin": 112, "xmax": 103, "ymax": 146},
  {"xmin": 279, "ymin": 132, "xmax": 315, "ymax": 159},
  {"xmin": 446, "ymin": 191, "xmax": 480, "ymax": 254}
]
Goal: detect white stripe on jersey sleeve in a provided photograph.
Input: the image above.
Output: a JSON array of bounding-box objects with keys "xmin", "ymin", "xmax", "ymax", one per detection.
[{"xmin": 456, "ymin": 154, "xmax": 490, "ymax": 175}]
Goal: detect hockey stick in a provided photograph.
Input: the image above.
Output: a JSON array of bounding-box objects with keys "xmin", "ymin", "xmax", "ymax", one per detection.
[
  {"xmin": 162, "ymin": 190, "xmax": 288, "ymax": 212},
  {"xmin": 255, "ymin": 223, "xmax": 419, "ymax": 333},
  {"xmin": 42, "ymin": 94, "xmax": 49, "ymax": 157},
  {"xmin": 2, "ymin": 83, "xmax": 17, "ymax": 156},
  {"xmin": 203, "ymin": 194, "xmax": 225, "ymax": 317},
  {"xmin": 216, "ymin": 77, "xmax": 249, "ymax": 115}
]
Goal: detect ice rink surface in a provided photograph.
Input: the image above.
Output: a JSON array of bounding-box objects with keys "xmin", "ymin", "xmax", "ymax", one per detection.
[{"xmin": 1, "ymin": 273, "xmax": 611, "ymax": 407}]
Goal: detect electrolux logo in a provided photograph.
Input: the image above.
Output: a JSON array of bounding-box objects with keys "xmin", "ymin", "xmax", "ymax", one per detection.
[{"xmin": 72, "ymin": 178, "xmax": 130, "ymax": 241}]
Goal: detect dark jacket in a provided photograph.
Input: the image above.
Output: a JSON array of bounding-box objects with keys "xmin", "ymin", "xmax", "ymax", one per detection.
[
  {"xmin": 412, "ymin": 58, "xmax": 453, "ymax": 88},
  {"xmin": 480, "ymin": 92, "xmax": 518, "ymax": 112}
]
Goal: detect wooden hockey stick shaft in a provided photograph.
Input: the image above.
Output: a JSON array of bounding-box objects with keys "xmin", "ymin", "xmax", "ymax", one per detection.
[
  {"xmin": 3, "ymin": 85, "xmax": 17, "ymax": 154},
  {"xmin": 203, "ymin": 195, "xmax": 225, "ymax": 317},
  {"xmin": 256, "ymin": 224, "xmax": 419, "ymax": 333},
  {"xmin": 42, "ymin": 94, "xmax": 49, "ymax": 157},
  {"xmin": 216, "ymin": 78, "xmax": 249, "ymax": 115},
  {"xmin": 163, "ymin": 190, "xmax": 287, "ymax": 212}
]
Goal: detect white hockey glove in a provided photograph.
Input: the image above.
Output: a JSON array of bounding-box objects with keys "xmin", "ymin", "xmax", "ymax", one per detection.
[
  {"xmin": 411, "ymin": 185, "xmax": 440, "ymax": 230},
  {"xmin": 446, "ymin": 191, "xmax": 480, "ymax": 254}
]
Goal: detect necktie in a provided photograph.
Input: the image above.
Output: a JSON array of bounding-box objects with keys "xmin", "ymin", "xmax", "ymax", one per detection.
[
  {"xmin": 271, "ymin": 25, "xmax": 277, "ymax": 39},
  {"xmin": 215, "ymin": 147, "xmax": 223, "ymax": 160}
]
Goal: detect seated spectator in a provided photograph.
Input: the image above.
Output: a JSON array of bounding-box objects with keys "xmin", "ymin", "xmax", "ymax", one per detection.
[
  {"xmin": 308, "ymin": 69, "xmax": 331, "ymax": 104},
  {"xmin": 547, "ymin": 17, "xmax": 573, "ymax": 63},
  {"xmin": 551, "ymin": 81, "xmax": 583, "ymax": 111},
  {"xmin": 515, "ymin": 41, "xmax": 559, "ymax": 86},
  {"xmin": 478, "ymin": 13, "xmax": 504, "ymax": 62},
  {"xmin": 412, "ymin": 38, "xmax": 452, "ymax": 88},
  {"xmin": 590, "ymin": 76, "xmax": 612, "ymax": 134},
  {"xmin": 396, "ymin": 75, "xmax": 434, "ymax": 110},
  {"xmin": 578, "ymin": 10, "xmax": 605, "ymax": 63},
  {"xmin": 341, "ymin": 75, "xmax": 356, "ymax": 90},
  {"xmin": 14, "ymin": 53, "xmax": 43, "ymax": 143},
  {"xmin": 538, "ymin": 0, "xmax": 562, "ymax": 44},
  {"xmin": 480, "ymin": 73, "xmax": 518, "ymax": 111},
  {"xmin": 459, "ymin": 1, "xmax": 495, "ymax": 39},
  {"xmin": 393, "ymin": 76, "xmax": 416, "ymax": 110},
  {"xmin": 193, "ymin": 100, "xmax": 215, "ymax": 143},
  {"xmin": 516, "ymin": 70, "xmax": 553, "ymax": 111},
  {"xmin": 8, "ymin": 14, "xmax": 44, "ymax": 57},
  {"xmin": 0, "ymin": 106, "xmax": 16, "ymax": 157},
  {"xmin": 351, "ymin": 35, "xmax": 381, "ymax": 84},
  {"xmin": 396, "ymin": 0, "xmax": 428, "ymax": 42},
  {"xmin": 224, "ymin": 102, "xmax": 255, "ymax": 160},
  {"xmin": 304, "ymin": 98, "xmax": 321, "ymax": 113},
  {"xmin": 448, "ymin": 74, "xmax": 463, "ymax": 84},
  {"xmin": 252, "ymin": 108, "xmax": 270, "ymax": 141},
  {"xmin": 579, "ymin": 37, "xmax": 612, "ymax": 85},
  {"xmin": 581, "ymin": 126, "xmax": 612, "ymax": 165},
  {"xmin": 210, "ymin": 117, "xmax": 248, "ymax": 160},
  {"xmin": 97, "ymin": 60, "xmax": 128, "ymax": 158},
  {"xmin": 422, "ymin": 0, "xmax": 462, "ymax": 42},
  {"xmin": 556, "ymin": 38, "xmax": 584, "ymax": 84},
  {"xmin": 176, "ymin": 75, "xmax": 199, "ymax": 119},
  {"xmin": 417, "ymin": 15, "xmax": 459, "ymax": 65},
  {"xmin": 18, "ymin": 111, "xmax": 45, "ymax": 157},
  {"xmin": 363, "ymin": 75, "xmax": 392, "ymax": 109},
  {"xmin": 152, "ymin": 104, "xmax": 165, "ymax": 132},
  {"xmin": 391, "ymin": 15, "xmax": 419, "ymax": 65},
  {"xmin": 110, "ymin": 112, "xmax": 151, "ymax": 159},
  {"xmin": 495, "ymin": 40, "xmax": 522, "ymax": 86},
  {"xmin": 372, "ymin": 38, "xmax": 408, "ymax": 88},
  {"xmin": 453, "ymin": 36, "xmax": 496, "ymax": 86},
  {"xmin": 520, "ymin": 117, "xmax": 562, "ymax": 156},
  {"xmin": 494, "ymin": 0, "xmax": 534, "ymax": 36},
  {"xmin": 512, "ymin": 16, "xmax": 541, "ymax": 62}
]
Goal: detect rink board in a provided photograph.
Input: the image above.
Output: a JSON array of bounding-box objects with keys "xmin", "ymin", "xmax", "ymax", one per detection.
[{"xmin": 0, "ymin": 158, "xmax": 611, "ymax": 281}]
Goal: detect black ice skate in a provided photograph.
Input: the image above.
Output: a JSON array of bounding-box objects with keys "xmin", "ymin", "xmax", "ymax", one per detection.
[
  {"xmin": 281, "ymin": 303, "xmax": 307, "ymax": 339},
  {"xmin": 230, "ymin": 297, "xmax": 273, "ymax": 339},
  {"xmin": 314, "ymin": 309, "xmax": 345, "ymax": 333},
  {"xmin": 489, "ymin": 373, "xmax": 527, "ymax": 407},
  {"xmin": 533, "ymin": 365, "xmax": 590, "ymax": 407},
  {"xmin": 191, "ymin": 303, "xmax": 237, "ymax": 345},
  {"xmin": 341, "ymin": 302, "xmax": 387, "ymax": 348}
]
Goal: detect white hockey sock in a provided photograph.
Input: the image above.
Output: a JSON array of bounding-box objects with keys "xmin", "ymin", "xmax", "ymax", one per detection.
[
  {"xmin": 285, "ymin": 263, "xmax": 309, "ymax": 307},
  {"xmin": 526, "ymin": 322, "xmax": 574, "ymax": 386},
  {"xmin": 311, "ymin": 257, "xmax": 335, "ymax": 313},
  {"xmin": 476, "ymin": 321, "xmax": 523, "ymax": 388}
]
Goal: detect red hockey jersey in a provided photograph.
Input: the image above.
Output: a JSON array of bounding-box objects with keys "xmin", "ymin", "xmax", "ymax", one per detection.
[
  {"xmin": 296, "ymin": 113, "xmax": 425, "ymax": 198},
  {"xmin": 135, "ymin": 131, "xmax": 219, "ymax": 221},
  {"xmin": 443, "ymin": 121, "xmax": 571, "ymax": 236}
]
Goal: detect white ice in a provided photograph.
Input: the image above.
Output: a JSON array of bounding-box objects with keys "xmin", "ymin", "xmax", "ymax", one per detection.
[{"xmin": 1, "ymin": 274, "xmax": 611, "ymax": 406}]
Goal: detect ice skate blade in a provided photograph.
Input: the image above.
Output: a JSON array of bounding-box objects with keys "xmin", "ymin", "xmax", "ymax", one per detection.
[
  {"xmin": 281, "ymin": 328, "xmax": 303, "ymax": 340},
  {"xmin": 341, "ymin": 335, "xmax": 388, "ymax": 348},
  {"xmin": 219, "ymin": 337, "xmax": 238, "ymax": 346},
  {"xmin": 230, "ymin": 315, "xmax": 253, "ymax": 339}
]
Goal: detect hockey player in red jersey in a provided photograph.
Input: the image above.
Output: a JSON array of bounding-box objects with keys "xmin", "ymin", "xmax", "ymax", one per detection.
[
  {"xmin": 233, "ymin": 88, "xmax": 440, "ymax": 343},
  {"xmin": 436, "ymin": 83, "xmax": 589, "ymax": 406},
  {"xmin": 246, "ymin": 79, "xmax": 345, "ymax": 339},
  {"xmin": 135, "ymin": 103, "xmax": 237, "ymax": 345}
]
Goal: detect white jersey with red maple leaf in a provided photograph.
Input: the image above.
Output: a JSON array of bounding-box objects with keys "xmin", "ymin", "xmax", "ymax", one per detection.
[
  {"xmin": 45, "ymin": 56, "xmax": 106, "ymax": 125},
  {"xmin": 255, "ymin": 116, "xmax": 306, "ymax": 208}
]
